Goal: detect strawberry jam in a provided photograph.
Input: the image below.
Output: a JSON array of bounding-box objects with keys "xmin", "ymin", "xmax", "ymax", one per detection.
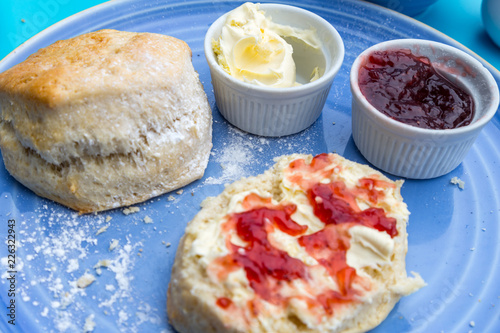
[
  {"xmin": 358, "ymin": 49, "xmax": 474, "ymax": 129},
  {"xmin": 229, "ymin": 205, "xmax": 308, "ymax": 303},
  {"xmin": 308, "ymin": 182, "xmax": 398, "ymax": 237}
]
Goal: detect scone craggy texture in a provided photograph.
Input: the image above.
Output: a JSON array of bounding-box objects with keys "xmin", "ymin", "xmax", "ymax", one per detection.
[
  {"xmin": 168, "ymin": 153, "xmax": 424, "ymax": 333},
  {"xmin": 0, "ymin": 29, "xmax": 212, "ymax": 213}
]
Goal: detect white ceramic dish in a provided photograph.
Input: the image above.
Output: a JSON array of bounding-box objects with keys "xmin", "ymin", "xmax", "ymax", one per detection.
[
  {"xmin": 204, "ymin": 3, "xmax": 344, "ymax": 137},
  {"xmin": 350, "ymin": 38, "xmax": 499, "ymax": 179}
]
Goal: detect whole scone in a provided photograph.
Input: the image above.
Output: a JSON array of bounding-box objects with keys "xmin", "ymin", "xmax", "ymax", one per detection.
[
  {"xmin": 167, "ymin": 153, "xmax": 425, "ymax": 333},
  {"xmin": 0, "ymin": 29, "xmax": 212, "ymax": 213}
]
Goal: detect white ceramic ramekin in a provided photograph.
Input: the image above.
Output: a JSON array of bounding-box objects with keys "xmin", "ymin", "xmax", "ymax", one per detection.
[
  {"xmin": 350, "ymin": 39, "xmax": 499, "ymax": 179},
  {"xmin": 204, "ymin": 3, "xmax": 344, "ymax": 137}
]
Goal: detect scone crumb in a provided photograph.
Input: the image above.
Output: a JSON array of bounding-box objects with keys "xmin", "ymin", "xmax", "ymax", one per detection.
[
  {"xmin": 109, "ymin": 239, "xmax": 119, "ymax": 251},
  {"xmin": 94, "ymin": 259, "xmax": 111, "ymax": 270},
  {"xmin": 176, "ymin": 189, "xmax": 184, "ymax": 195},
  {"xmin": 76, "ymin": 272, "xmax": 96, "ymax": 289},
  {"xmin": 96, "ymin": 225, "xmax": 109, "ymax": 235},
  {"xmin": 167, "ymin": 195, "xmax": 176, "ymax": 201},
  {"xmin": 450, "ymin": 176, "xmax": 465, "ymax": 189},
  {"xmin": 143, "ymin": 216, "xmax": 153, "ymax": 224},
  {"xmin": 105, "ymin": 216, "xmax": 112, "ymax": 222},
  {"xmin": 122, "ymin": 206, "xmax": 140, "ymax": 215}
]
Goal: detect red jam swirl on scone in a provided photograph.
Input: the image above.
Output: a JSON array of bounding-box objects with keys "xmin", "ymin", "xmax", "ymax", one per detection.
[{"xmin": 210, "ymin": 154, "xmax": 403, "ymax": 320}]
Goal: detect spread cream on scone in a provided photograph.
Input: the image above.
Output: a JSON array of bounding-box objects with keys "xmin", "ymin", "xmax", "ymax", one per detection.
[{"xmin": 178, "ymin": 153, "xmax": 424, "ymax": 332}]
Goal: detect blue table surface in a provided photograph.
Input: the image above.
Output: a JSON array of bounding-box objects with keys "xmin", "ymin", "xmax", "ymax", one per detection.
[{"xmin": 0, "ymin": 0, "xmax": 499, "ymax": 72}]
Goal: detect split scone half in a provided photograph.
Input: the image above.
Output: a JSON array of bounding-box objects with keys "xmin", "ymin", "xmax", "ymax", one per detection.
[
  {"xmin": 0, "ymin": 29, "xmax": 212, "ymax": 213},
  {"xmin": 168, "ymin": 153, "xmax": 425, "ymax": 333}
]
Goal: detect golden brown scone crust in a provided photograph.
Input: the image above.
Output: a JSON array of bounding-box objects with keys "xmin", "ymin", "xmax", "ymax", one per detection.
[{"xmin": 0, "ymin": 29, "xmax": 212, "ymax": 213}]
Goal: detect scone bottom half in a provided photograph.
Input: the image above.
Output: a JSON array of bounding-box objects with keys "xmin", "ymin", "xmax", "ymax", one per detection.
[
  {"xmin": 167, "ymin": 153, "xmax": 425, "ymax": 333},
  {"xmin": 0, "ymin": 29, "xmax": 213, "ymax": 213}
]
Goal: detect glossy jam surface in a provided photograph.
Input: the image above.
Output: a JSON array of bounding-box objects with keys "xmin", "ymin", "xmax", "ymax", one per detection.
[
  {"xmin": 213, "ymin": 154, "xmax": 399, "ymax": 315},
  {"xmin": 231, "ymin": 206, "xmax": 308, "ymax": 300},
  {"xmin": 358, "ymin": 49, "xmax": 474, "ymax": 129},
  {"xmin": 308, "ymin": 182, "xmax": 398, "ymax": 238}
]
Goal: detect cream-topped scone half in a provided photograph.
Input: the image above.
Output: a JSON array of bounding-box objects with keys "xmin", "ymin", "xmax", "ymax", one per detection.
[{"xmin": 167, "ymin": 153, "xmax": 425, "ymax": 333}]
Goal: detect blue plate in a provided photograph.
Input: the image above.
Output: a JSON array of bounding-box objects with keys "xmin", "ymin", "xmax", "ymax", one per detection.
[{"xmin": 0, "ymin": 0, "xmax": 499, "ymax": 332}]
